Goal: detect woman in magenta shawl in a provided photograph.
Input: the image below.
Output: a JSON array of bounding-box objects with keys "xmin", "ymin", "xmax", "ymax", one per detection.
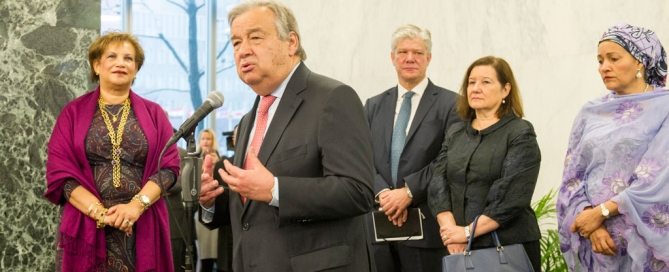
[
  {"xmin": 557, "ymin": 23, "xmax": 669, "ymax": 271},
  {"xmin": 45, "ymin": 32, "xmax": 180, "ymax": 271}
]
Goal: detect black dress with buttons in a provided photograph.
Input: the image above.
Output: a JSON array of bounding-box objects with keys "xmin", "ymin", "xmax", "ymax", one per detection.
[{"xmin": 428, "ymin": 113, "xmax": 542, "ymax": 271}]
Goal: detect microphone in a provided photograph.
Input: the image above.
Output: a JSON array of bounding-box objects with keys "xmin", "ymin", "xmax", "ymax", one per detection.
[{"xmin": 165, "ymin": 91, "xmax": 224, "ymax": 147}]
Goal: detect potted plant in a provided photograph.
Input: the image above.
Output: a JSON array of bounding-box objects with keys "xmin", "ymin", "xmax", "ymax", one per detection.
[{"xmin": 532, "ymin": 189, "xmax": 567, "ymax": 272}]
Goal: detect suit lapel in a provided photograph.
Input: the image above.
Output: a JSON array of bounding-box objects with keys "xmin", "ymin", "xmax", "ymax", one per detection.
[
  {"xmin": 406, "ymin": 80, "xmax": 438, "ymax": 143},
  {"xmin": 234, "ymin": 98, "xmax": 258, "ymax": 167},
  {"xmin": 381, "ymin": 88, "xmax": 398, "ymax": 159},
  {"xmin": 241, "ymin": 63, "xmax": 307, "ymax": 214},
  {"xmin": 234, "ymin": 98, "xmax": 258, "ymax": 214},
  {"xmin": 257, "ymin": 63, "xmax": 307, "ymax": 165}
]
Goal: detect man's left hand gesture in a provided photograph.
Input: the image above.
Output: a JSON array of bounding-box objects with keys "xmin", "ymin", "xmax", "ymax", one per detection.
[{"xmin": 219, "ymin": 149, "xmax": 275, "ymax": 203}]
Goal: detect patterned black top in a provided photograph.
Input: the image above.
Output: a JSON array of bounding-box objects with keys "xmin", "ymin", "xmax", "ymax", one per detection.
[{"xmin": 62, "ymin": 104, "xmax": 175, "ymax": 271}]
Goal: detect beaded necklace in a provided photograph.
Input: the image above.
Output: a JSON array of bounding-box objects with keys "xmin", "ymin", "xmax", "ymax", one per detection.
[{"xmin": 98, "ymin": 97, "xmax": 131, "ymax": 188}]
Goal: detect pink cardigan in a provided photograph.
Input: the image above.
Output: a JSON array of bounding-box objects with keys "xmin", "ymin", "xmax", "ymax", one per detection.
[{"xmin": 45, "ymin": 87, "xmax": 180, "ymax": 271}]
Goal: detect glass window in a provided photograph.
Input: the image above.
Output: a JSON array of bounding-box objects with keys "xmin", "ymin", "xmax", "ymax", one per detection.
[
  {"xmin": 100, "ymin": 0, "xmax": 253, "ymax": 156},
  {"xmin": 101, "ymin": 0, "xmax": 123, "ymax": 32},
  {"xmin": 215, "ymin": 1, "xmax": 254, "ymax": 157}
]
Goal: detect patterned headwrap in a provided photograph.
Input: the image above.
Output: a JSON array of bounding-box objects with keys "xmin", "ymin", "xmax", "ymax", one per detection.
[{"xmin": 600, "ymin": 23, "xmax": 668, "ymax": 87}]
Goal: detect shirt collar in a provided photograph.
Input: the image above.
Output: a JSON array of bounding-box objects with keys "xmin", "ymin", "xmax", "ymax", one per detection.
[
  {"xmin": 397, "ymin": 77, "xmax": 428, "ymax": 97},
  {"xmin": 269, "ymin": 63, "xmax": 300, "ymax": 98}
]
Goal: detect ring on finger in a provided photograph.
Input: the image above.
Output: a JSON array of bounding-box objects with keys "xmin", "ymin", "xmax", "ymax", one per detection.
[{"xmin": 123, "ymin": 219, "xmax": 130, "ymax": 226}]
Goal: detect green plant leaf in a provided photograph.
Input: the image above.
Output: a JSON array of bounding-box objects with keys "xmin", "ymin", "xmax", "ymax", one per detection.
[{"xmin": 532, "ymin": 189, "xmax": 567, "ymax": 271}]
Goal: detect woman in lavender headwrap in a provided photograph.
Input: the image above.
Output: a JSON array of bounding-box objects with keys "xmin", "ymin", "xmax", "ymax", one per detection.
[{"xmin": 557, "ymin": 23, "xmax": 669, "ymax": 271}]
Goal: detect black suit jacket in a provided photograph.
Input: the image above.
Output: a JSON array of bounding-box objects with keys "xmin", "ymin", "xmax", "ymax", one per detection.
[
  {"xmin": 202, "ymin": 63, "xmax": 375, "ymax": 272},
  {"xmin": 364, "ymin": 80, "xmax": 459, "ymax": 248}
]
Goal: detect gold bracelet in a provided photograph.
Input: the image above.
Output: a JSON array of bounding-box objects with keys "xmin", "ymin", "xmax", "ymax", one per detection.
[
  {"xmin": 88, "ymin": 202, "xmax": 102, "ymax": 217},
  {"xmin": 95, "ymin": 208, "xmax": 107, "ymax": 229},
  {"xmin": 132, "ymin": 194, "xmax": 151, "ymax": 211}
]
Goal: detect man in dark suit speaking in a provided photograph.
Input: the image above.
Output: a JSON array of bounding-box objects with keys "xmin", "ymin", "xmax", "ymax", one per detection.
[
  {"xmin": 364, "ymin": 24, "xmax": 460, "ymax": 271},
  {"xmin": 198, "ymin": 1, "xmax": 375, "ymax": 271}
]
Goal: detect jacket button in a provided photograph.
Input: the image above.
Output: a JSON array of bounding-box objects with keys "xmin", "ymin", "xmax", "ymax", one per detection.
[{"xmin": 242, "ymin": 222, "xmax": 250, "ymax": 231}]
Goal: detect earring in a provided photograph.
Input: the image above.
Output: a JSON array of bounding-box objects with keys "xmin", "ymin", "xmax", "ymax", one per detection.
[
  {"xmin": 502, "ymin": 99, "xmax": 506, "ymax": 104},
  {"xmin": 636, "ymin": 69, "xmax": 642, "ymax": 79}
]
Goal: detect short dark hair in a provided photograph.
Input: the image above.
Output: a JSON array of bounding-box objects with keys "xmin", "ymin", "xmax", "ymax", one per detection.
[{"xmin": 87, "ymin": 32, "xmax": 145, "ymax": 83}]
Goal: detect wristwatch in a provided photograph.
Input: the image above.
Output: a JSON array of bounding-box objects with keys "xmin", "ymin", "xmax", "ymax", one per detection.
[
  {"xmin": 133, "ymin": 194, "xmax": 151, "ymax": 211},
  {"xmin": 405, "ymin": 186, "xmax": 413, "ymax": 199},
  {"xmin": 599, "ymin": 203, "xmax": 610, "ymax": 219}
]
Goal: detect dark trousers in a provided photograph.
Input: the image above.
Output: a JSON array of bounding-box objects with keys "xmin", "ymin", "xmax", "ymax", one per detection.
[
  {"xmin": 373, "ymin": 242, "xmax": 445, "ymax": 272},
  {"xmin": 171, "ymin": 238, "xmax": 185, "ymax": 272}
]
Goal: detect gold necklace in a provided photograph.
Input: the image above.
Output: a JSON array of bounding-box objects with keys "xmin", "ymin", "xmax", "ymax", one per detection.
[
  {"xmin": 98, "ymin": 97, "xmax": 131, "ymax": 188},
  {"xmin": 104, "ymin": 105, "xmax": 123, "ymax": 122}
]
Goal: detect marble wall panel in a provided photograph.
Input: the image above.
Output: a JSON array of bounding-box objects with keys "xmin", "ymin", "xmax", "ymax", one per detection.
[{"xmin": 0, "ymin": 0, "xmax": 99, "ymax": 270}]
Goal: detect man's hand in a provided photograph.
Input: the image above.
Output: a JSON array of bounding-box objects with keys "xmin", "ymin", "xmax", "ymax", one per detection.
[
  {"xmin": 378, "ymin": 187, "xmax": 412, "ymax": 222},
  {"xmin": 199, "ymin": 154, "xmax": 225, "ymax": 208},
  {"xmin": 389, "ymin": 208, "xmax": 408, "ymax": 227},
  {"xmin": 219, "ymin": 150, "xmax": 275, "ymax": 203}
]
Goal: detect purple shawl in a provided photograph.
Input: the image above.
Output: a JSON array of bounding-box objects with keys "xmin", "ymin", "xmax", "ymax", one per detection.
[
  {"xmin": 44, "ymin": 87, "xmax": 180, "ymax": 271},
  {"xmin": 557, "ymin": 88, "xmax": 669, "ymax": 271}
]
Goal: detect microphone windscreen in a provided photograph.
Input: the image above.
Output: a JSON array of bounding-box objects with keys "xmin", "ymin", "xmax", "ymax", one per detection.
[{"xmin": 207, "ymin": 91, "xmax": 225, "ymax": 108}]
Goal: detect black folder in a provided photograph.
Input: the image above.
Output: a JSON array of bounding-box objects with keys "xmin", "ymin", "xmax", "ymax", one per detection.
[{"xmin": 372, "ymin": 208, "xmax": 424, "ymax": 242}]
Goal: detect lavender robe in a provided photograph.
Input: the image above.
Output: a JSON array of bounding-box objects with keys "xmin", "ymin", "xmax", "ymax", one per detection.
[{"xmin": 558, "ymin": 88, "xmax": 669, "ymax": 271}]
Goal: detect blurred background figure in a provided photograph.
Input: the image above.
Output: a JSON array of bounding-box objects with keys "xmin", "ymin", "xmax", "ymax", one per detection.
[
  {"xmin": 199, "ymin": 129, "xmax": 221, "ymax": 163},
  {"xmin": 166, "ymin": 126, "xmax": 188, "ymax": 271},
  {"xmin": 195, "ymin": 129, "xmax": 221, "ymax": 271},
  {"xmin": 206, "ymin": 125, "xmax": 239, "ymax": 272}
]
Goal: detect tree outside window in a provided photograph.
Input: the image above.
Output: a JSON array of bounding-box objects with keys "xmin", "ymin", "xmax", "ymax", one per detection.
[{"xmin": 101, "ymin": 0, "xmax": 253, "ymax": 156}]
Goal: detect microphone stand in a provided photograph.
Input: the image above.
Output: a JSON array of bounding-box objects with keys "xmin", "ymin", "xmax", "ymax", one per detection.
[{"xmin": 180, "ymin": 130, "xmax": 201, "ymax": 272}]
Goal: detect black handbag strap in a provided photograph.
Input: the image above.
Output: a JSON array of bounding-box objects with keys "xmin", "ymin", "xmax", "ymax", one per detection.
[{"xmin": 464, "ymin": 215, "xmax": 503, "ymax": 254}]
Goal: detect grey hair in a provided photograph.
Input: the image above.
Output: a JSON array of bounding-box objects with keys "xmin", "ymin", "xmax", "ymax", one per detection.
[
  {"xmin": 391, "ymin": 24, "xmax": 432, "ymax": 53},
  {"xmin": 228, "ymin": 0, "xmax": 306, "ymax": 60}
]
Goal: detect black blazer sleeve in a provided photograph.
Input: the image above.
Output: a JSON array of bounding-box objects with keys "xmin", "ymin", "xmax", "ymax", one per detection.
[
  {"xmin": 403, "ymin": 93, "xmax": 460, "ymax": 205},
  {"xmin": 481, "ymin": 121, "xmax": 541, "ymax": 227},
  {"xmin": 427, "ymin": 123, "xmax": 462, "ymax": 216},
  {"xmin": 363, "ymin": 97, "xmax": 395, "ymax": 195}
]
